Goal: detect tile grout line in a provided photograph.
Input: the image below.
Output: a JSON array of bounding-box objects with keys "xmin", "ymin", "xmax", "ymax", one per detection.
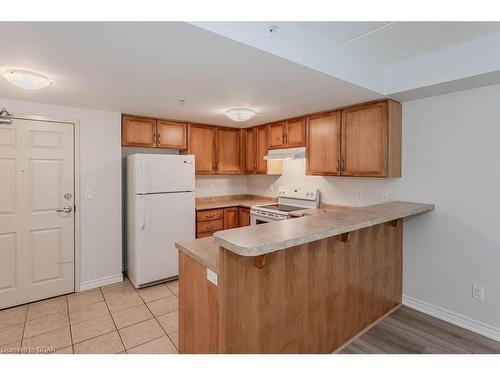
[
  {"xmin": 100, "ymin": 286, "xmax": 128, "ymax": 354},
  {"xmin": 134, "ymin": 283, "xmax": 178, "ymax": 353}
]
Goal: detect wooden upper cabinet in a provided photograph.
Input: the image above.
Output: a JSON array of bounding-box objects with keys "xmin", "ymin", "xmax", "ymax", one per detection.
[
  {"xmin": 122, "ymin": 116, "xmax": 157, "ymax": 147},
  {"xmin": 285, "ymin": 117, "xmax": 306, "ymax": 148},
  {"xmin": 268, "ymin": 122, "xmax": 286, "ymax": 149},
  {"xmin": 341, "ymin": 100, "xmax": 401, "ymax": 177},
  {"xmin": 268, "ymin": 118, "xmax": 306, "ymax": 149},
  {"xmin": 156, "ymin": 120, "xmax": 187, "ymax": 149},
  {"xmin": 306, "ymin": 111, "xmax": 341, "ymax": 176},
  {"xmin": 215, "ymin": 127, "xmax": 241, "ymax": 174},
  {"xmin": 244, "ymin": 128, "xmax": 256, "ymax": 174},
  {"xmin": 187, "ymin": 124, "xmax": 216, "ymax": 175},
  {"xmin": 255, "ymin": 125, "xmax": 269, "ymax": 174}
]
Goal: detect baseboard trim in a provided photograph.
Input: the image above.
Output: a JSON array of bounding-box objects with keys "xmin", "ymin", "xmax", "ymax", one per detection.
[
  {"xmin": 79, "ymin": 273, "xmax": 123, "ymax": 291},
  {"xmin": 402, "ymin": 295, "xmax": 500, "ymax": 342}
]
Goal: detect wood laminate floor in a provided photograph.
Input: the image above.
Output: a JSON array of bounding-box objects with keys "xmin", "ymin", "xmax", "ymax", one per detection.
[{"xmin": 339, "ymin": 306, "xmax": 500, "ymax": 354}]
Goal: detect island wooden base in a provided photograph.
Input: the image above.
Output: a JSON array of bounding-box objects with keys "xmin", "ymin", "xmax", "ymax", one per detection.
[{"xmin": 179, "ymin": 221, "xmax": 403, "ymax": 353}]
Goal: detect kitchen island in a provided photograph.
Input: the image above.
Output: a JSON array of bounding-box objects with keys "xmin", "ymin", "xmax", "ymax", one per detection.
[{"xmin": 175, "ymin": 201, "xmax": 434, "ymax": 353}]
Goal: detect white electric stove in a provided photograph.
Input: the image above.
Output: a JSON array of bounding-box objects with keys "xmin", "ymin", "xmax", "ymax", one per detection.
[{"xmin": 250, "ymin": 187, "xmax": 320, "ymax": 225}]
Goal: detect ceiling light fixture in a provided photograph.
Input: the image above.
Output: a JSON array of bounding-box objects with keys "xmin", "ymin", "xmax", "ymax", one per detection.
[
  {"xmin": 225, "ymin": 108, "xmax": 256, "ymax": 122},
  {"xmin": 3, "ymin": 69, "xmax": 52, "ymax": 90}
]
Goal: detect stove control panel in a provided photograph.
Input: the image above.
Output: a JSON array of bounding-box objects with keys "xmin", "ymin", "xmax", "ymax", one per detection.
[{"xmin": 278, "ymin": 187, "xmax": 319, "ymax": 201}]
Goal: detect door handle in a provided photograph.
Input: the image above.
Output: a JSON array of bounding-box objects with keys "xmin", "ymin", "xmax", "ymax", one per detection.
[{"xmin": 56, "ymin": 205, "xmax": 73, "ymax": 213}]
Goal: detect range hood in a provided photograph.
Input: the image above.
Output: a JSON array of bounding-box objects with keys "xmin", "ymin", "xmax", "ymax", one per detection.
[{"xmin": 263, "ymin": 147, "xmax": 306, "ymax": 161}]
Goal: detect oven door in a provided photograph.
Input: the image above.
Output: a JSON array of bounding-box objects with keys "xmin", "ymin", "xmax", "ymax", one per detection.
[{"xmin": 250, "ymin": 213, "xmax": 277, "ymax": 225}]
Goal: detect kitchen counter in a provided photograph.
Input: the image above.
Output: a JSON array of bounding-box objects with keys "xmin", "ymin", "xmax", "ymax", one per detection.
[
  {"xmin": 175, "ymin": 236, "xmax": 218, "ymax": 273},
  {"xmin": 212, "ymin": 201, "xmax": 434, "ymax": 256},
  {"xmin": 176, "ymin": 201, "xmax": 434, "ymax": 271},
  {"xmin": 176, "ymin": 200, "xmax": 434, "ymax": 353},
  {"xmin": 195, "ymin": 195, "xmax": 276, "ymax": 211}
]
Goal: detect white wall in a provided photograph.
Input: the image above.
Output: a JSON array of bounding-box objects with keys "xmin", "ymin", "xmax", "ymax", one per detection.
[
  {"xmin": 195, "ymin": 175, "xmax": 248, "ymax": 198},
  {"xmin": 248, "ymin": 84, "xmax": 500, "ymax": 333},
  {"xmin": 0, "ymin": 97, "xmax": 122, "ymax": 289}
]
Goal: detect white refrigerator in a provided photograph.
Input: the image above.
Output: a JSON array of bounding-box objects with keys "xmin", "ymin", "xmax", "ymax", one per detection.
[{"xmin": 127, "ymin": 153, "xmax": 195, "ymax": 288}]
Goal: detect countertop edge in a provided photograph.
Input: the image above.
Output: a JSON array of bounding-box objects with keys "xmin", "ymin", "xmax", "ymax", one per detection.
[
  {"xmin": 213, "ymin": 202, "xmax": 435, "ymax": 257},
  {"xmin": 175, "ymin": 241, "xmax": 218, "ymax": 273}
]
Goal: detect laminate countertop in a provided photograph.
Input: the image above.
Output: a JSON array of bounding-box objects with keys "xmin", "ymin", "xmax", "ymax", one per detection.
[
  {"xmin": 176, "ymin": 201, "xmax": 435, "ymax": 269},
  {"xmin": 214, "ymin": 201, "xmax": 434, "ymax": 256}
]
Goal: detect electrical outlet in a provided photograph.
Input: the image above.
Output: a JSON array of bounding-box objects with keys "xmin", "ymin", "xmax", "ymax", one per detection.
[
  {"xmin": 355, "ymin": 190, "xmax": 363, "ymax": 200},
  {"xmin": 207, "ymin": 268, "xmax": 218, "ymax": 286},
  {"xmin": 472, "ymin": 285, "xmax": 485, "ymax": 300},
  {"xmin": 85, "ymin": 189, "xmax": 93, "ymax": 200},
  {"xmin": 382, "ymin": 192, "xmax": 389, "ymax": 202}
]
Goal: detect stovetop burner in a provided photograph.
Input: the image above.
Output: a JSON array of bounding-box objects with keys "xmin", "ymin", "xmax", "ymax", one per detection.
[{"xmin": 256, "ymin": 204, "xmax": 306, "ymax": 213}]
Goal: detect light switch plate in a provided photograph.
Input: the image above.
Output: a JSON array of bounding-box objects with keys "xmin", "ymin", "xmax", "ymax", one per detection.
[
  {"xmin": 85, "ymin": 190, "xmax": 93, "ymax": 200},
  {"xmin": 207, "ymin": 268, "xmax": 218, "ymax": 286}
]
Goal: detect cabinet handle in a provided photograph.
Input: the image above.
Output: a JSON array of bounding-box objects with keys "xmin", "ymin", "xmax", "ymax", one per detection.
[
  {"xmin": 340, "ymin": 159, "xmax": 345, "ymax": 172},
  {"xmin": 284, "ymin": 133, "xmax": 288, "ymax": 145},
  {"xmin": 157, "ymin": 133, "xmax": 160, "ymax": 143},
  {"xmin": 153, "ymin": 134, "xmax": 157, "ymax": 144},
  {"xmin": 206, "ymin": 214, "xmax": 216, "ymax": 218},
  {"xmin": 207, "ymin": 225, "xmax": 214, "ymax": 230},
  {"xmin": 336, "ymin": 159, "xmax": 340, "ymax": 172}
]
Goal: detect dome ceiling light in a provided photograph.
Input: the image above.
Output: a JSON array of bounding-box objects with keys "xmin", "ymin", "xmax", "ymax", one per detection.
[
  {"xmin": 225, "ymin": 108, "xmax": 256, "ymax": 122},
  {"xmin": 3, "ymin": 69, "xmax": 53, "ymax": 90}
]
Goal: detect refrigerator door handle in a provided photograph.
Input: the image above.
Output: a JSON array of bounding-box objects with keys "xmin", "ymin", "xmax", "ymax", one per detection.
[{"xmin": 140, "ymin": 197, "xmax": 146, "ymax": 230}]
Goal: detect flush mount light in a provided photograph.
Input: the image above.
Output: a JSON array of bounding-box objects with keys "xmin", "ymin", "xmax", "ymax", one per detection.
[
  {"xmin": 3, "ymin": 69, "xmax": 52, "ymax": 90},
  {"xmin": 225, "ymin": 108, "xmax": 256, "ymax": 122}
]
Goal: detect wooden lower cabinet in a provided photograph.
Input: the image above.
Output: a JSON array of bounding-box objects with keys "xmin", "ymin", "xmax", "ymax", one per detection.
[
  {"xmin": 196, "ymin": 206, "xmax": 248, "ymax": 238},
  {"xmin": 238, "ymin": 207, "xmax": 250, "ymax": 227},
  {"xmin": 223, "ymin": 207, "xmax": 239, "ymax": 229},
  {"xmin": 180, "ymin": 222, "xmax": 403, "ymax": 353}
]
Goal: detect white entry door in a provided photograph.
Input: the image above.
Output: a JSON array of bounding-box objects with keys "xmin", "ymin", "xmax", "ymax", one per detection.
[{"xmin": 0, "ymin": 118, "xmax": 75, "ymax": 309}]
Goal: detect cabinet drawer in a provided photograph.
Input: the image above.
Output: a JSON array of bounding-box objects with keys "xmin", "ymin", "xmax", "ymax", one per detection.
[
  {"xmin": 197, "ymin": 209, "xmax": 224, "ymax": 221},
  {"xmin": 197, "ymin": 219, "xmax": 224, "ymax": 234}
]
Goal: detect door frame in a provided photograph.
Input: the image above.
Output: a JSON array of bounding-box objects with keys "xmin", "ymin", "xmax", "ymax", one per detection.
[{"xmin": 6, "ymin": 113, "xmax": 81, "ymax": 293}]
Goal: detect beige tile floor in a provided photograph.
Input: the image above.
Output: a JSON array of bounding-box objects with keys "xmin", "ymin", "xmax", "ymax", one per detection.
[{"xmin": 0, "ymin": 277, "xmax": 179, "ymax": 354}]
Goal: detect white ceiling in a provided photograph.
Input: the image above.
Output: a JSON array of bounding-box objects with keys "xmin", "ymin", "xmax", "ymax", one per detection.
[
  {"xmin": 299, "ymin": 22, "xmax": 500, "ymax": 65},
  {"xmin": 0, "ymin": 22, "xmax": 382, "ymax": 127}
]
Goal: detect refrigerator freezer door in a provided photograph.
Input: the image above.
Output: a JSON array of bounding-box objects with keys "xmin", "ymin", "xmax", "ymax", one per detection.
[
  {"xmin": 127, "ymin": 191, "xmax": 195, "ymax": 287},
  {"xmin": 128, "ymin": 153, "xmax": 195, "ymax": 194}
]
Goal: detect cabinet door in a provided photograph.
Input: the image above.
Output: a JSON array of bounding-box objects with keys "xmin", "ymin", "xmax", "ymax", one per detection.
[
  {"xmin": 245, "ymin": 128, "xmax": 256, "ymax": 174},
  {"xmin": 157, "ymin": 120, "xmax": 187, "ymax": 149},
  {"xmin": 268, "ymin": 122, "xmax": 285, "ymax": 149},
  {"xmin": 215, "ymin": 127, "xmax": 241, "ymax": 174},
  {"xmin": 224, "ymin": 207, "xmax": 239, "ymax": 229},
  {"xmin": 187, "ymin": 124, "xmax": 216, "ymax": 175},
  {"xmin": 238, "ymin": 207, "xmax": 250, "ymax": 227},
  {"xmin": 285, "ymin": 117, "xmax": 306, "ymax": 147},
  {"xmin": 306, "ymin": 112, "xmax": 341, "ymax": 176},
  {"xmin": 122, "ymin": 116, "xmax": 156, "ymax": 147},
  {"xmin": 341, "ymin": 102, "xmax": 388, "ymax": 177},
  {"xmin": 255, "ymin": 125, "xmax": 268, "ymax": 174}
]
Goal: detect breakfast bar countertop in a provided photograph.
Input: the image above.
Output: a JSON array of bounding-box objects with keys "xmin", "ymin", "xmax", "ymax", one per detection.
[
  {"xmin": 176, "ymin": 201, "xmax": 435, "ymax": 268},
  {"xmin": 212, "ymin": 201, "xmax": 435, "ymax": 257}
]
